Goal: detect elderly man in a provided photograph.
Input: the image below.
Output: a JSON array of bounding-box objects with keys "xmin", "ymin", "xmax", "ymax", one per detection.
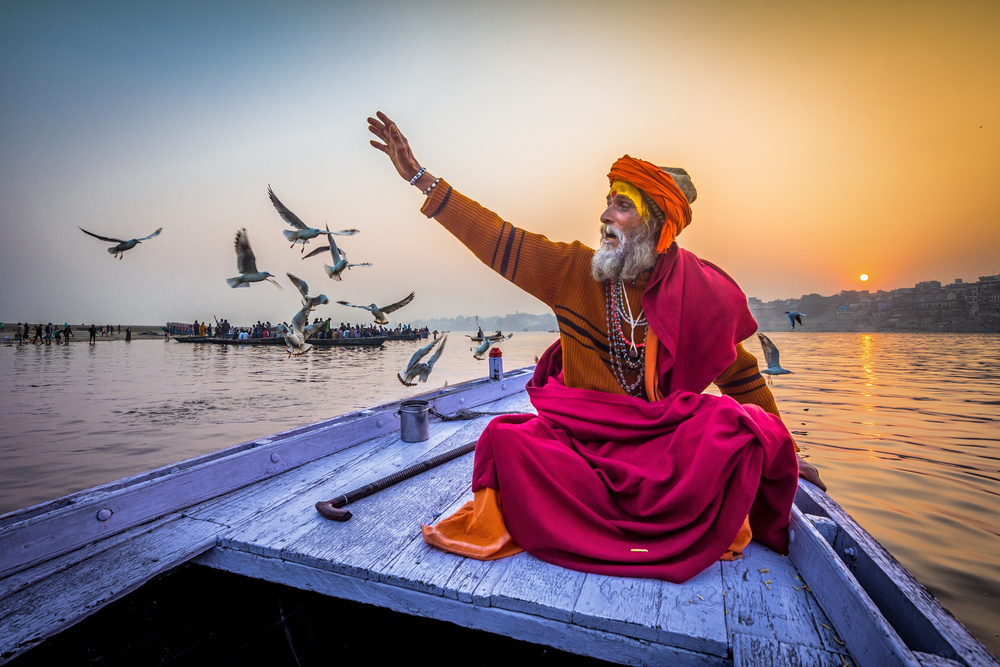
[{"xmin": 368, "ymin": 112, "xmax": 823, "ymax": 582}]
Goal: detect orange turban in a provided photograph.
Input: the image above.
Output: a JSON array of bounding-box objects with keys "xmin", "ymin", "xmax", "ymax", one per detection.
[{"xmin": 608, "ymin": 155, "xmax": 692, "ymax": 253}]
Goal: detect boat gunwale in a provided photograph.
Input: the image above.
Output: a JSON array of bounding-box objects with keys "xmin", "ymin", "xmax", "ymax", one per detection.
[{"xmin": 0, "ymin": 367, "xmax": 534, "ymax": 579}]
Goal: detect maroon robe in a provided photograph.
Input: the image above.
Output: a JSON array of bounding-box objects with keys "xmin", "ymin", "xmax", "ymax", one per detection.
[{"xmin": 468, "ymin": 247, "xmax": 799, "ymax": 582}]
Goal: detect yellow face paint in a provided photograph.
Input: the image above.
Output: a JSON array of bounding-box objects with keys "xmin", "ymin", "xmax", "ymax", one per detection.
[{"xmin": 609, "ymin": 180, "xmax": 648, "ymax": 220}]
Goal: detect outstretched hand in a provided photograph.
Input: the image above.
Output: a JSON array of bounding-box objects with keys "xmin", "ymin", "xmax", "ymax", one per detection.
[
  {"xmin": 367, "ymin": 111, "xmax": 424, "ymax": 184},
  {"xmin": 797, "ymin": 454, "xmax": 827, "ymax": 491}
]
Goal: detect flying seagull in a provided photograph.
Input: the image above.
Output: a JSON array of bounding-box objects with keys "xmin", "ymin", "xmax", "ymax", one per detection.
[
  {"xmin": 757, "ymin": 333, "xmax": 793, "ymax": 384},
  {"xmin": 79, "ymin": 226, "xmax": 162, "ymax": 259},
  {"xmin": 286, "ymin": 273, "xmax": 328, "ymax": 311},
  {"xmin": 275, "ymin": 319, "xmax": 312, "ymax": 358},
  {"xmin": 398, "ymin": 335, "xmax": 447, "ymax": 386},
  {"xmin": 785, "ymin": 311, "xmax": 806, "ymax": 329},
  {"xmin": 267, "ymin": 186, "xmax": 359, "ymax": 252},
  {"xmin": 226, "ymin": 228, "xmax": 280, "ymax": 288},
  {"xmin": 472, "ymin": 333, "xmax": 514, "ymax": 360},
  {"xmin": 301, "ymin": 224, "xmax": 373, "ymax": 279},
  {"xmin": 336, "ymin": 291, "xmax": 415, "ymax": 325}
]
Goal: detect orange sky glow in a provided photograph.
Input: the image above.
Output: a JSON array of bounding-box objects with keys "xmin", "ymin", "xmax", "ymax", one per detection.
[{"xmin": 1, "ymin": 0, "xmax": 997, "ymax": 325}]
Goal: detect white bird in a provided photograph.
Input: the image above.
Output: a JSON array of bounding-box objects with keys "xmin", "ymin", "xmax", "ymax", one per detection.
[
  {"xmin": 336, "ymin": 291, "xmax": 415, "ymax": 325},
  {"xmin": 287, "ymin": 273, "xmax": 328, "ymax": 311},
  {"xmin": 79, "ymin": 226, "xmax": 162, "ymax": 259},
  {"xmin": 785, "ymin": 311, "xmax": 806, "ymax": 329},
  {"xmin": 268, "ymin": 186, "xmax": 359, "ymax": 252},
  {"xmin": 398, "ymin": 335, "xmax": 447, "ymax": 386},
  {"xmin": 301, "ymin": 225, "xmax": 373, "ymax": 279},
  {"xmin": 472, "ymin": 333, "xmax": 513, "ymax": 360},
  {"xmin": 275, "ymin": 321, "xmax": 312, "ymax": 358},
  {"xmin": 758, "ymin": 333, "xmax": 793, "ymax": 384},
  {"xmin": 226, "ymin": 228, "xmax": 280, "ymax": 288}
]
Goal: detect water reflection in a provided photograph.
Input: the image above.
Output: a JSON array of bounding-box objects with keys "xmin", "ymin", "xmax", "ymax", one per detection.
[{"xmin": 1, "ymin": 331, "xmax": 998, "ymax": 656}]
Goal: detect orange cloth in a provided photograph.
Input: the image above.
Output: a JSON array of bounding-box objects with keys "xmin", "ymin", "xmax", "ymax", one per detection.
[
  {"xmin": 608, "ymin": 155, "xmax": 692, "ymax": 253},
  {"xmin": 421, "ymin": 487, "xmax": 523, "ymax": 560},
  {"xmin": 423, "ymin": 482, "xmax": 753, "ymax": 562},
  {"xmin": 721, "ymin": 516, "xmax": 753, "ymax": 560}
]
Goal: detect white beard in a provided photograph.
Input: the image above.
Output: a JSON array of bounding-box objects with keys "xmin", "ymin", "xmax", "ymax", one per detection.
[{"xmin": 590, "ymin": 224, "xmax": 659, "ymax": 282}]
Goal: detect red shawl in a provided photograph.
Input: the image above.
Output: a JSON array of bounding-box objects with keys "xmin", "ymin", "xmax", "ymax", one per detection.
[{"xmin": 467, "ymin": 247, "xmax": 798, "ymax": 582}]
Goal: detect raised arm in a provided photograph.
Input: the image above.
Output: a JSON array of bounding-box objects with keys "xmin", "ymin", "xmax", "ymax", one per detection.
[
  {"xmin": 368, "ymin": 111, "xmax": 438, "ymax": 193},
  {"xmin": 366, "ymin": 111, "xmax": 593, "ymax": 309}
]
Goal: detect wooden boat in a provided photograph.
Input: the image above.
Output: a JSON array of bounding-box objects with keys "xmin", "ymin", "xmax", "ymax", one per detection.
[
  {"xmin": 172, "ymin": 335, "xmax": 386, "ymax": 348},
  {"xmin": 1, "ymin": 368, "xmax": 996, "ymax": 666}
]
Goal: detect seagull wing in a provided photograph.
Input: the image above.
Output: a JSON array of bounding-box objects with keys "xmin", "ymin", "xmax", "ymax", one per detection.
[
  {"xmin": 379, "ymin": 291, "xmax": 415, "ymax": 315},
  {"xmin": 302, "ymin": 245, "xmax": 331, "ymax": 260},
  {"xmin": 136, "ymin": 227, "xmax": 163, "ymax": 241},
  {"xmin": 757, "ymin": 333, "xmax": 781, "ymax": 369},
  {"xmin": 267, "ymin": 185, "xmax": 308, "ymax": 230},
  {"xmin": 327, "ymin": 231, "xmax": 344, "ymax": 263},
  {"xmin": 291, "ymin": 307, "xmax": 310, "ymax": 335},
  {"xmin": 328, "ymin": 228, "xmax": 360, "ymax": 236},
  {"xmin": 426, "ymin": 334, "xmax": 447, "ymax": 368},
  {"xmin": 405, "ymin": 337, "xmax": 440, "ymax": 371},
  {"xmin": 79, "ymin": 227, "xmax": 124, "ymax": 243},
  {"xmin": 234, "ymin": 228, "xmax": 258, "ymax": 274},
  {"xmin": 286, "ymin": 273, "xmax": 310, "ymax": 299},
  {"xmin": 336, "ymin": 300, "xmax": 371, "ymax": 312}
]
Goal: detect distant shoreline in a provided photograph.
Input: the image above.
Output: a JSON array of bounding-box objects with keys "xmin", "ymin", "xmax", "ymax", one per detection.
[{"xmin": 1, "ymin": 325, "xmax": 166, "ymax": 343}]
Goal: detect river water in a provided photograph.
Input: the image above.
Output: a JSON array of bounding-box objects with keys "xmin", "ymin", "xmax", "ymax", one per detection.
[{"xmin": 1, "ymin": 331, "xmax": 997, "ymax": 656}]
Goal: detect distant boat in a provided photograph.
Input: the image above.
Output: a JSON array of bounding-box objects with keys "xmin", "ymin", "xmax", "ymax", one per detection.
[{"xmin": 163, "ymin": 322, "xmax": 195, "ymax": 336}]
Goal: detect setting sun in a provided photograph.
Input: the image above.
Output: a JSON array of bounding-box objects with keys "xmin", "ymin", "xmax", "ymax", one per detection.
[{"xmin": 860, "ymin": 274, "xmax": 870, "ymax": 282}]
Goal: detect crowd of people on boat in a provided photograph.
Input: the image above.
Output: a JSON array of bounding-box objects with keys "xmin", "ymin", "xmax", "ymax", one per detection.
[{"xmin": 186, "ymin": 318, "xmax": 428, "ymax": 341}]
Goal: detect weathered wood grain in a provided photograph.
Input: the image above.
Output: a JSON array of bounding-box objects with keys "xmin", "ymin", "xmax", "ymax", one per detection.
[
  {"xmin": 796, "ymin": 482, "xmax": 998, "ymax": 667},
  {"xmin": 722, "ymin": 539, "xmax": 846, "ymax": 655},
  {"xmin": 487, "ymin": 552, "xmax": 588, "ymax": 623},
  {"xmin": 572, "ymin": 573, "xmax": 663, "ymax": 642},
  {"xmin": 655, "ymin": 565, "xmax": 729, "ymax": 657},
  {"xmin": 789, "ymin": 505, "xmax": 916, "ymax": 665},
  {"xmin": 731, "ymin": 633, "xmax": 851, "ymax": 667}
]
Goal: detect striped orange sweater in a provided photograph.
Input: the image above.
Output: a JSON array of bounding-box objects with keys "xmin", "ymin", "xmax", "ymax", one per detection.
[{"xmin": 421, "ymin": 181, "xmax": 780, "ymax": 416}]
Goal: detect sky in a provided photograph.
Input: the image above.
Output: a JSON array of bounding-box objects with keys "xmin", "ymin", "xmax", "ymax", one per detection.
[{"xmin": 2, "ymin": 0, "xmax": 998, "ymax": 327}]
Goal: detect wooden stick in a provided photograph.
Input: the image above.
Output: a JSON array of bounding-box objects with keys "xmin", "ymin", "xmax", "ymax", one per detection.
[{"xmin": 315, "ymin": 440, "xmax": 477, "ymax": 521}]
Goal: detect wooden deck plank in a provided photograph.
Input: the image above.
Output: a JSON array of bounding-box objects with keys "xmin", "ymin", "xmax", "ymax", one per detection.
[
  {"xmin": 732, "ymin": 633, "xmax": 851, "ymax": 667},
  {"xmin": 373, "ymin": 487, "xmax": 474, "ymax": 596},
  {"xmin": 268, "ymin": 442, "xmax": 479, "ymax": 581},
  {"xmin": 196, "ymin": 546, "xmax": 726, "ymax": 667},
  {"xmin": 721, "ymin": 540, "xmax": 847, "ymax": 655},
  {"xmin": 572, "ymin": 573, "xmax": 663, "ymax": 642},
  {"xmin": 0, "ymin": 515, "xmax": 219, "ymax": 663},
  {"xmin": 215, "ymin": 419, "xmax": 475, "ymax": 558},
  {"xmin": 486, "ymin": 552, "xmax": 588, "ymax": 623},
  {"xmin": 655, "ymin": 565, "xmax": 730, "ymax": 657}
]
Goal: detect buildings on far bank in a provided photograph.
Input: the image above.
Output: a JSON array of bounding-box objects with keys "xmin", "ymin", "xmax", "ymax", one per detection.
[{"xmin": 749, "ymin": 274, "xmax": 1000, "ymax": 332}]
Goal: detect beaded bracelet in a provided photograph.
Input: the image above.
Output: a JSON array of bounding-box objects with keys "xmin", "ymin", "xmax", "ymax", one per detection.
[
  {"xmin": 423, "ymin": 177, "xmax": 441, "ymax": 196},
  {"xmin": 409, "ymin": 167, "xmax": 426, "ymax": 186}
]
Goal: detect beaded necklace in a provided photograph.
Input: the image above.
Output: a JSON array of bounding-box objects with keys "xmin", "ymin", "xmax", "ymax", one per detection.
[{"xmin": 605, "ymin": 279, "xmax": 648, "ymax": 397}]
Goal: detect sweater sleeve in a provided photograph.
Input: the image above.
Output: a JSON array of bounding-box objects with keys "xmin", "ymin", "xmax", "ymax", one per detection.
[
  {"xmin": 420, "ymin": 180, "xmax": 593, "ymax": 309},
  {"xmin": 714, "ymin": 343, "xmax": 780, "ymax": 417}
]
